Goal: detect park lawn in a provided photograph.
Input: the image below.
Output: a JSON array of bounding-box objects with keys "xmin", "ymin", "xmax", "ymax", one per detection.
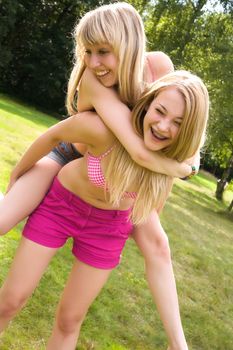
[{"xmin": 0, "ymin": 94, "xmax": 232, "ymax": 350}]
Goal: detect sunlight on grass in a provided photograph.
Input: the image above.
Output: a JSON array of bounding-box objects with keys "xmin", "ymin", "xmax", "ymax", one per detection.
[
  {"xmin": 190, "ymin": 170, "xmax": 217, "ymax": 191},
  {"xmin": 0, "ymin": 94, "xmax": 57, "ymax": 192}
]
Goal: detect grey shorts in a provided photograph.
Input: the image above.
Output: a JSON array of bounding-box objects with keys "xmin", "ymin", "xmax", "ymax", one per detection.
[{"xmin": 47, "ymin": 142, "xmax": 83, "ymax": 166}]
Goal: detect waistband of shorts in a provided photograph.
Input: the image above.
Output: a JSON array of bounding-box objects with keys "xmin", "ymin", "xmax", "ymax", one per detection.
[{"xmin": 53, "ymin": 177, "xmax": 132, "ymax": 219}]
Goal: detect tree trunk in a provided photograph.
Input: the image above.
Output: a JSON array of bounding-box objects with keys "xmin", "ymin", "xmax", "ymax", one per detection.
[
  {"xmin": 215, "ymin": 153, "xmax": 233, "ymax": 201},
  {"xmin": 228, "ymin": 199, "xmax": 233, "ymax": 212}
]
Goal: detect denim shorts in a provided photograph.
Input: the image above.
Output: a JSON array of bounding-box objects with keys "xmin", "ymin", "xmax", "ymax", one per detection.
[
  {"xmin": 47, "ymin": 142, "xmax": 83, "ymax": 166},
  {"xmin": 23, "ymin": 177, "xmax": 133, "ymax": 269}
]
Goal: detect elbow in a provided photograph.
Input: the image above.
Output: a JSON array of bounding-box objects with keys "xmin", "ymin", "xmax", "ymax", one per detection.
[
  {"xmin": 49, "ymin": 135, "xmax": 61, "ymax": 149},
  {"xmin": 131, "ymin": 149, "xmax": 149, "ymax": 167},
  {"xmin": 53, "ymin": 137, "xmax": 61, "ymax": 147}
]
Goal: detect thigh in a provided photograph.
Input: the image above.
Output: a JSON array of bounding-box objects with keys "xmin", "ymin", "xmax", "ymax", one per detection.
[
  {"xmin": 0, "ymin": 157, "xmax": 61, "ymax": 233},
  {"xmin": 0, "ymin": 237, "xmax": 58, "ymax": 299},
  {"xmin": 58, "ymin": 260, "xmax": 112, "ymax": 318}
]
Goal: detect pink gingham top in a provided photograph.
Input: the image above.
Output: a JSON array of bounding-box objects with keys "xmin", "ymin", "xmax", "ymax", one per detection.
[{"xmin": 87, "ymin": 146, "xmax": 137, "ymax": 199}]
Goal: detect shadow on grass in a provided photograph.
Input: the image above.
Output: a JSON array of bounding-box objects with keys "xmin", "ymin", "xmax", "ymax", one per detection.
[
  {"xmin": 172, "ymin": 184, "xmax": 222, "ymax": 211},
  {"xmin": 169, "ymin": 184, "xmax": 233, "ymax": 231},
  {"xmin": 217, "ymin": 209, "xmax": 233, "ymax": 222}
]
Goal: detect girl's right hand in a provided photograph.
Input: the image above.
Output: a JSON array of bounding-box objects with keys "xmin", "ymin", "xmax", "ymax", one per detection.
[{"xmin": 185, "ymin": 149, "xmax": 200, "ymax": 172}]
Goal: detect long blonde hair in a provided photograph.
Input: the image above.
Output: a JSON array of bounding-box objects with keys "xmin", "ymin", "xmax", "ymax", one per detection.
[
  {"xmin": 105, "ymin": 71, "xmax": 209, "ymax": 225},
  {"xmin": 66, "ymin": 2, "xmax": 146, "ymax": 114}
]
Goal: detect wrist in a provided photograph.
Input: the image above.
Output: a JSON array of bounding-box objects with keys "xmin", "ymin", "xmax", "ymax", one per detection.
[{"xmin": 181, "ymin": 164, "xmax": 197, "ymax": 180}]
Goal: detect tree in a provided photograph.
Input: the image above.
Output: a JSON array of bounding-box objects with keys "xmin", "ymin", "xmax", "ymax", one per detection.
[
  {"xmin": 215, "ymin": 155, "xmax": 233, "ymax": 200},
  {"xmin": 186, "ymin": 12, "xmax": 233, "ymax": 201},
  {"xmin": 187, "ymin": 12, "xmax": 233, "ymax": 200},
  {"xmin": 0, "ymin": 0, "xmax": 109, "ymax": 113},
  {"xmin": 228, "ymin": 199, "xmax": 233, "ymax": 212},
  {"xmin": 141, "ymin": 1, "xmax": 233, "ymax": 203},
  {"xmin": 0, "ymin": 0, "xmax": 20, "ymax": 72},
  {"xmin": 143, "ymin": 0, "xmax": 208, "ymax": 66}
]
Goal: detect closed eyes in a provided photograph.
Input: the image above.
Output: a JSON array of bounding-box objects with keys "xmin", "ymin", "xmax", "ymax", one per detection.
[
  {"xmin": 155, "ymin": 108, "xmax": 165, "ymax": 115},
  {"xmin": 84, "ymin": 49, "xmax": 109, "ymax": 55},
  {"xmin": 174, "ymin": 120, "xmax": 182, "ymax": 127}
]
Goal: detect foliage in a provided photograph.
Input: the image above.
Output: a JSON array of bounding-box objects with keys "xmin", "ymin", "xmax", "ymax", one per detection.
[
  {"xmin": 183, "ymin": 10, "xmax": 233, "ymax": 193},
  {"xmin": 0, "ymin": 0, "xmax": 109, "ymax": 113},
  {"xmin": 143, "ymin": 0, "xmax": 208, "ymax": 66},
  {"xmin": 188, "ymin": 12, "xmax": 233, "ymax": 170},
  {"xmin": 138, "ymin": 0, "xmax": 233, "ymax": 192}
]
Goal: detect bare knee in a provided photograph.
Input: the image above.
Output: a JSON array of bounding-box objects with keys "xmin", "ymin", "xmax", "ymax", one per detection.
[
  {"xmin": 155, "ymin": 234, "xmax": 171, "ymax": 259},
  {"xmin": 0, "ymin": 289, "xmax": 29, "ymax": 318},
  {"xmin": 0, "ymin": 220, "xmax": 18, "ymax": 235},
  {"xmin": 0, "ymin": 205, "xmax": 19, "ymax": 235},
  {"xmin": 0, "ymin": 215, "xmax": 8, "ymax": 235},
  {"xmin": 56, "ymin": 305, "xmax": 86, "ymax": 335},
  {"xmin": 144, "ymin": 234, "xmax": 171, "ymax": 264},
  {"xmin": 0, "ymin": 220, "xmax": 11, "ymax": 235}
]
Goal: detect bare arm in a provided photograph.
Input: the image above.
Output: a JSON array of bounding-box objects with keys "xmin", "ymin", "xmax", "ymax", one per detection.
[
  {"xmin": 10, "ymin": 112, "xmax": 108, "ymax": 180},
  {"xmin": 78, "ymin": 68, "xmax": 193, "ymax": 178},
  {"xmin": 132, "ymin": 211, "xmax": 188, "ymax": 350}
]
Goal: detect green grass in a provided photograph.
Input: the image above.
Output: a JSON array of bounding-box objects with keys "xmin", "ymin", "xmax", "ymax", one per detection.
[{"xmin": 0, "ymin": 94, "xmax": 233, "ymax": 350}]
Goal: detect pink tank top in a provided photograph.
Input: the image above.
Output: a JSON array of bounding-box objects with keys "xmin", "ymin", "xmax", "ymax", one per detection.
[{"xmin": 87, "ymin": 147, "xmax": 137, "ymax": 199}]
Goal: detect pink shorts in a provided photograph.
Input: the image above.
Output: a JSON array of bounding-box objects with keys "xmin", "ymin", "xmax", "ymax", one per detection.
[{"xmin": 23, "ymin": 177, "xmax": 133, "ymax": 269}]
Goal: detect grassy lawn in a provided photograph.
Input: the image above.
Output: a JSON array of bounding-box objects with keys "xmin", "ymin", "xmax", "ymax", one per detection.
[{"xmin": 0, "ymin": 94, "xmax": 232, "ymax": 350}]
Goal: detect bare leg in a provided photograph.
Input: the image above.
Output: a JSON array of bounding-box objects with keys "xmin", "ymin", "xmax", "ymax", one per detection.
[
  {"xmin": 0, "ymin": 157, "xmax": 61, "ymax": 235},
  {"xmin": 47, "ymin": 260, "xmax": 112, "ymax": 350},
  {"xmin": 132, "ymin": 210, "xmax": 188, "ymax": 350},
  {"xmin": 0, "ymin": 237, "xmax": 58, "ymax": 332}
]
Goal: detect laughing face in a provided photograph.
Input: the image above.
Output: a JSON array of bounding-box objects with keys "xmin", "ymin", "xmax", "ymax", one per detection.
[
  {"xmin": 143, "ymin": 87, "xmax": 185, "ymax": 151},
  {"xmin": 84, "ymin": 43, "xmax": 119, "ymax": 88}
]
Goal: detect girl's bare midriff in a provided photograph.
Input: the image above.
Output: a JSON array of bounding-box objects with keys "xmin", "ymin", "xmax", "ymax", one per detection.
[{"xmin": 57, "ymin": 156, "xmax": 135, "ymax": 211}]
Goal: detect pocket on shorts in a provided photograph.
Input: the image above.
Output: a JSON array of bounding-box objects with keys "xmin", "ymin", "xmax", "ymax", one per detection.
[
  {"xmin": 119, "ymin": 220, "xmax": 133, "ymax": 239},
  {"xmin": 105, "ymin": 219, "xmax": 132, "ymax": 241}
]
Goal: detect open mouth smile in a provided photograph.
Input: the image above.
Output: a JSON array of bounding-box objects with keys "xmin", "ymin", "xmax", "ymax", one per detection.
[
  {"xmin": 151, "ymin": 127, "xmax": 169, "ymax": 141},
  {"xmin": 96, "ymin": 70, "xmax": 110, "ymax": 78}
]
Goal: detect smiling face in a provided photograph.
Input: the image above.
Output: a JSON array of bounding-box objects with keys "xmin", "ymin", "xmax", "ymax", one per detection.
[
  {"xmin": 143, "ymin": 87, "xmax": 185, "ymax": 151},
  {"xmin": 84, "ymin": 43, "xmax": 119, "ymax": 87}
]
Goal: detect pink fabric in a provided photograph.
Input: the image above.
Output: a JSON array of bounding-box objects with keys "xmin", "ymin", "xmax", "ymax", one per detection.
[
  {"xmin": 87, "ymin": 147, "xmax": 137, "ymax": 199},
  {"xmin": 87, "ymin": 146, "xmax": 114, "ymax": 188},
  {"xmin": 23, "ymin": 177, "xmax": 133, "ymax": 269}
]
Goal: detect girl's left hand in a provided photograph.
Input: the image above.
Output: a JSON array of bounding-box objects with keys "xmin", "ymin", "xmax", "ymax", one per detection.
[{"xmin": 185, "ymin": 149, "xmax": 200, "ymax": 174}]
